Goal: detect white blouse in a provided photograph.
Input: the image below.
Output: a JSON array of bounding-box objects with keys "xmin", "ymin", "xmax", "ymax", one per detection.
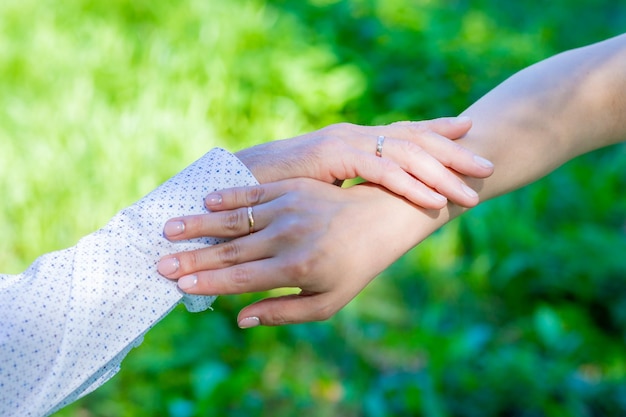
[{"xmin": 0, "ymin": 148, "xmax": 257, "ymax": 416}]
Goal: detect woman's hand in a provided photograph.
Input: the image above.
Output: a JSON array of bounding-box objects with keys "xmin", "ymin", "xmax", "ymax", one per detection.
[
  {"xmin": 156, "ymin": 117, "xmax": 490, "ymax": 327},
  {"xmin": 236, "ymin": 117, "xmax": 494, "ymax": 209},
  {"xmin": 157, "ymin": 179, "xmax": 441, "ymax": 327}
]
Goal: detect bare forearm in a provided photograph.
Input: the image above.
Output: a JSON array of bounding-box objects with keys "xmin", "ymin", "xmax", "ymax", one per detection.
[
  {"xmin": 461, "ymin": 33, "xmax": 626, "ymax": 200},
  {"xmin": 400, "ymin": 34, "xmax": 626, "ymax": 238},
  {"xmin": 381, "ymin": 34, "xmax": 626, "ymax": 250}
]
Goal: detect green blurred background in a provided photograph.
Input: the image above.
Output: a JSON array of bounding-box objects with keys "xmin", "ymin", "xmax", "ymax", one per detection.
[{"xmin": 1, "ymin": 0, "xmax": 625, "ymax": 416}]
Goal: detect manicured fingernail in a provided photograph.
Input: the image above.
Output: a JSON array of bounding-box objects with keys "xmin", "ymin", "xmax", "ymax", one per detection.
[
  {"xmin": 178, "ymin": 274, "xmax": 197, "ymax": 291},
  {"xmin": 453, "ymin": 116, "xmax": 471, "ymax": 124},
  {"xmin": 205, "ymin": 193, "xmax": 222, "ymax": 207},
  {"xmin": 430, "ymin": 191, "xmax": 447, "ymax": 202},
  {"xmin": 238, "ymin": 316, "xmax": 261, "ymax": 329},
  {"xmin": 474, "ymin": 155, "xmax": 494, "ymax": 169},
  {"xmin": 462, "ymin": 183, "xmax": 478, "ymax": 198},
  {"xmin": 157, "ymin": 257, "xmax": 179, "ymax": 276},
  {"xmin": 164, "ymin": 220, "xmax": 185, "ymax": 237}
]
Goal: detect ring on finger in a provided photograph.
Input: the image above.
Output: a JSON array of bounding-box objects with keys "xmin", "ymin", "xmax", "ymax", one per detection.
[
  {"xmin": 247, "ymin": 206, "xmax": 255, "ymax": 234},
  {"xmin": 376, "ymin": 135, "xmax": 385, "ymax": 157}
]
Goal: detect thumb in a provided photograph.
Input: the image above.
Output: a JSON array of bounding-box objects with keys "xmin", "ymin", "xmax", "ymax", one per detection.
[{"xmin": 236, "ymin": 293, "xmax": 340, "ymax": 328}]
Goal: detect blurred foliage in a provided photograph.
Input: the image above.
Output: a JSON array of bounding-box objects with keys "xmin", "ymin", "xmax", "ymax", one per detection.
[{"xmin": 0, "ymin": 0, "xmax": 625, "ymax": 416}]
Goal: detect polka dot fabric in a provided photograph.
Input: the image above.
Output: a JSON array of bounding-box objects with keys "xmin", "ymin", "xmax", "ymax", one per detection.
[{"xmin": 0, "ymin": 149, "xmax": 258, "ymax": 416}]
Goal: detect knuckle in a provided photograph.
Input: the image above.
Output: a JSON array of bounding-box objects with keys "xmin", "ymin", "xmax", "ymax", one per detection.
[
  {"xmin": 282, "ymin": 256, "xmax": 315, "ymax": 286},
  {"xmin": 269, "ymin": 216, "xmax": 316, "ymax": 251},
  {"xmin": 440, "ymin": 141, "xmax": 468, "ymax": 165},
  {"xmin": 404, "ymin": 121, "xmax": 429, "ymax": 136},
  {"xmin": 402, "ymin": 140, "xmax": 426, "ymax": 156},
  {"xmin": 245, "ymin": 185, "xmax": 265, "ymax": 205},
  {"xmin": 221, "ymin": 210, "xmax": 244, "ymax": 233},
  {"xmin": 228, "ymin": 266, "xmax": 252, "ymax": 286},
  {"xmin": 388, "ymin": 121, "xmax": 430, "ymax": 142},
  {"xmin": 179, "ymin": 250, "xmax": 201, "ymax": 274},
  {"xmin": 215, "ymin": 242, "xmax": 241, "ymax": 266},
  {"xmin": 323, "ymin": 122, "xmax": 354, "ymax": 136},
  {"xmin": 275, "ymin": 180, "xmax": 310, "ymax": 203},
  {"xmin": 371, "ymin": 158, "xmax": 401, "ymax": 183},
  {"xmin": 447, "ymin": 140, "xmax": 467, "ymax": 154}
]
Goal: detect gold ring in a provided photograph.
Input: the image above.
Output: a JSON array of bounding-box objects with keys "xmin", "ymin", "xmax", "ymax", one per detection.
[
  {"xmin": 376, "ymin": 135, "xmax": 385, "ymax": 157},
  {"xmin": 247, "ymin": 206, "xmax": 255, "ymax": 234}
]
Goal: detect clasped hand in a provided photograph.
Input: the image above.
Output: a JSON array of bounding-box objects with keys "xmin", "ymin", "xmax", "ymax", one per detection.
[{"xmin": 157, "ymin": 117, "xmax": 493, "ymax": 327}]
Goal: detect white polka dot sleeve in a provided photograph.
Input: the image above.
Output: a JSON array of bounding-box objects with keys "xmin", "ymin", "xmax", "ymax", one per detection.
[{"xmin": 0, "ymin": 148, "xmax": 258, "ymax": 417}]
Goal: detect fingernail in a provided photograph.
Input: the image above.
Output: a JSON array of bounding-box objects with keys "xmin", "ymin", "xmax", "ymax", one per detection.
[
  {"xmin": 205, "ymin": 193, "xmax": 222, "ymax": 207},
  {"xmin": 157, "ymin": 257, "xmax": 179, "ymax": 276},
  {"xmin": 164, "ymin": 220, "xmax": 185, "ymax": 237},
  {"xmin": 430, "ymin": 191, "xmax": 447, "ymax": 202},
  {"xmin": 474, "ymin": 155, "xmax": 494, "ymax": 169},
  {"xmin": 238, "ymin": 316, "xmax": 261, "ymax": 329},
  {"xmin": 178, "ymin": 274, "xmax": 197, "ymax": 291},
  {"xmin": 462, "ymin": 183, "xmax": 478, "ymax": 198},
  {"xmin": 453, "ymin": 116, "xmax": 471, "ymax": 124}
]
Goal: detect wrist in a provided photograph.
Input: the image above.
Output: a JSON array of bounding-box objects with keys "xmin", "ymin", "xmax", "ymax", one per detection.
[{"xmin": 354, "ymin": 184, "xmax": 455, "ymax": 251}]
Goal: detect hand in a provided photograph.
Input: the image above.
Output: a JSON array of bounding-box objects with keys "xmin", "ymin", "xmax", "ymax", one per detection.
[
  {"xmin": 236, "ymin": 117, "xmax": 494, "ymax": 209},
  {"xmin": 157, "ymin": 179, "xmax": 438, "ymax": 327}
]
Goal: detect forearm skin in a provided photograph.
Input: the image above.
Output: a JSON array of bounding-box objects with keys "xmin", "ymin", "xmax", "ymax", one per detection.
[{"xmin": 385, "ymin": 34, "xmax": 626, "ymax": 251}]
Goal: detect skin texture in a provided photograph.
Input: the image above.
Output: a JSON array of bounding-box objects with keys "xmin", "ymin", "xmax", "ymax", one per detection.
[{"xmin": 158, "ymin": 33, "xmax": 626, "ymax": 327}]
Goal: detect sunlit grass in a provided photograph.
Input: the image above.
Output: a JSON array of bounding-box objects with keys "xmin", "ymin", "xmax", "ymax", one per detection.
[
  {"xmin": 0, "ymin": 0, "xmax": 363, "ymax": 272},
  {"xmin": 2, "ymin": 0, "xmax": 625, "ymax": 416}
]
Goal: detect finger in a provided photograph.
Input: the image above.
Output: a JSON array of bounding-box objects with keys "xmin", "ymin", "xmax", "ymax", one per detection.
[
  {"xmin": 348, "ymin": 142, "xmax": 481, "ymax": 208},
  {"xmin": 346, "ymin": 154, "xmax": 450, "ymax": 209},
  {"xmin": 163, "ymin": 182, "xmax": 294, "ymax": 241},
  {"xmin": 158, "ymin": 225, "xmax": 280, "ymax": 279},
  {"xmin": 203, "ymin": 181, "xmax": 294, "ymax": 211},
  {"xmin": 350, "ymin": 117, "xmax": 471, "ymax": 141},
  {"xmin": 237, "ymin": 291, "xmax": 346, "ymax": 327},
  {"xmin": 396, "ymin": 130, "xmax": 494, "ymax": 178},
  {"xmin": 163, "ymin": 205, "xmax": 268, "ymax": 241},
  {"xmin": 171, "ymin": 258, "xmax": 295, "ymax": 295},
  {"xmin": 406, "ymin": 116, "xmax": 472, "ymax": 139},
  {"xmin": 375, "ymin": 134, "xmax": 488, "ymax": 206},
  {"xmin": 351, "ymin": 118, "xmax": 494, "ymax": 177}
]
